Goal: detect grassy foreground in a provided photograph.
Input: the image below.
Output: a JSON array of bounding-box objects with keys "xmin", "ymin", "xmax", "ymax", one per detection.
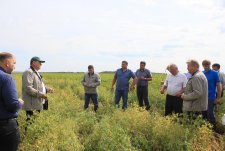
[{"xmin": 12, "ymin": 73, "xmax": 225, "ymax": 151}]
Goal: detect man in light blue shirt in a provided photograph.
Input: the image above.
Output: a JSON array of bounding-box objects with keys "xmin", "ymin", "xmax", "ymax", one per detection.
[
  {"xmin": 202, "ymin": 60, "xmax": 222, "ymax": 127},
  {"xmin": 111, "ymin": 61, "xmax": 136, "ymax": 110}
]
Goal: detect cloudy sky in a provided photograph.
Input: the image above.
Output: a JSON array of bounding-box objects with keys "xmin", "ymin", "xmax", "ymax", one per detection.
[{"xmin": 0, "ymin": 0, "xmax": 225, "ymax": 73}]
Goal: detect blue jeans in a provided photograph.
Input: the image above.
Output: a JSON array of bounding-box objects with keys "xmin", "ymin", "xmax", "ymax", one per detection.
[
  {"xmin": 84, "ymin": 93, "xmax": 98, "ymax": 111},
  {"xmin": 115, "ymin": 89, "xmax": 128, "ymax": 109},
  {"xmin": 207, "ymin": 100, "xmax": 216, "ymax": 125}
]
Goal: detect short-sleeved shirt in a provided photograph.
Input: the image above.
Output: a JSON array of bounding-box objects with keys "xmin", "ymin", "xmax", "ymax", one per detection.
[
  {"xmin": 203, "ymin": 69, "xmax": 221, "ymax": 101},
  {"xmin": 164, "ymin": 72, "xmax": 188, "ymax": 96},
  {"xmin": 114, "ymin": 68, "xmax": 135, "ymax": 90},
  {"xmin": 135, "ymin": 69, "xmax": 152, "ymax": 86}
]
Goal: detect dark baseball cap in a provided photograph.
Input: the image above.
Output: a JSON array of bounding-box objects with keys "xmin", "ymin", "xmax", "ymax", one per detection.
[{"xmin": 30, "ymin": 56, "xmax": 45, "ymax": 64}]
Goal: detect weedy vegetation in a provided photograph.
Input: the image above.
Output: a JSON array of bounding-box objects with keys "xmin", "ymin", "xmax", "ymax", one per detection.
[{"xmin": 12, "ymin": 73, "xmax": 225, "ymax": 151}]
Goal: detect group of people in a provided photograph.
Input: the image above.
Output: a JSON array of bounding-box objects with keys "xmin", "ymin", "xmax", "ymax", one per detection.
[
  {"xmin": 160, "ymin": 59, "xmax": 225, "ymax": 129},
  {"xmin": 1, "ymin": 52, "xmax": 225, "ymax": 151},
  {"xmin": 0, "ymin": 52, "xmax": 53, "ymax": 151},
  {"xmin": 82, "ymin": 60, "xmax": 152, "ymax": 112},
  {"xmin": 82, "ymin": 59, "xmax": 225, "ymax": 129}
]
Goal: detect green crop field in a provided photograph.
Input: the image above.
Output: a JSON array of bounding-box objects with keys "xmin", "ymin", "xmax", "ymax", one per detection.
[{"xmin": 12, "ymin": 73, "xmax": 225, "ymax": 151}]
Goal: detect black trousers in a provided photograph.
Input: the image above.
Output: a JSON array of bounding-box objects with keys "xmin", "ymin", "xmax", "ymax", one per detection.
[
  {"xmin": 137, "ymin": 86, "xmax": 150, "ymax": 110},
  {"xmin": 26, "ymin": 110, "xmax": 40, "ymax": 120},
  {"xmin": 165, "ymin": 94, "xmax": 183, "ymax": 116},
  {"xmin": 25, "ymin": 110, "xmax": 40, "ymax": 131},
  {"xmin": 0, "ymin": 119, "xmax": 20, "ymax": 151}
]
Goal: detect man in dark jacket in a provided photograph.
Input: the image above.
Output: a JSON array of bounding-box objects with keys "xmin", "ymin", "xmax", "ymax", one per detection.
[{"xmin": 0, "ymin": 52, "xmax": 23, "ymax": 151}]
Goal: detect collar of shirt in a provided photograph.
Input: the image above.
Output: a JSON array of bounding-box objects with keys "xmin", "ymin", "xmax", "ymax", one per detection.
[
  {"xmin": 192, "ymin": 70, "xmax": 199, "ymax": 76},
  {"xmin": 203, "ymin": 69, "xmax": 212, "ymax": 73},
  {"xmin": 0, "ymin": 67, "xmax": 6, "ymax": 72},
  {"xmin": 88, "ymin": 72, "xmax": 95, "ymax": 76},
  {"xmin": 121, "ymin": 68, "xmax": 127, "ymax": 72}
]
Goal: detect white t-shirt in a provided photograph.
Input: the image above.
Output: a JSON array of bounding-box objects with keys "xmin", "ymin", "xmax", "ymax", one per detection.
[
  {"xmin": 164, "ymin": 72, "xmax": 188, "ymax": 96},
  {"xmin": 36, "ymin": 70, "xmax": 46, "ymax": 104}
]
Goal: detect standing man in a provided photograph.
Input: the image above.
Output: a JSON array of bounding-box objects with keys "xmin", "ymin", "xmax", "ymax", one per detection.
[
  {"xmin": 82, "ymin": 65, "xmax": 101, "ymax": 112},
  {"xmin": 135, "ymin": 61, "xmax": 152, "ymax": 110},
  {"xmin": 0, "ymin": 52, "xmax": 23, "ymax": 151},
  {"xmin": 202, "ymin": 60, "xmax": 222, "ymax": 126},
  {"xmin": 212, "ymin": 63, "xmax": 225, "ymax": 97},
  {"xmin": 22, "ymin": 56, "xmax": 53, "ymax": 122},
  {"xmin": 111, "ymin": 61, "xmax": 136, "ymax": 110},
  {"xmin": 181, "ymin": 60, "xmax": 208, "ymax": 119},
  {"xmin": 160, "ymin": 64, "xmax": 187, "ymax": 116}
]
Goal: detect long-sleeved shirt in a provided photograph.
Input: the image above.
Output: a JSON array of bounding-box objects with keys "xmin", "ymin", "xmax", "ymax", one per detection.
[
  {"xmin": 0, "ymin": 67, "xmax": 21, "ymax": 120},
  {"xmin": 182, "ymin": 71, "xmax": 208, "ymax": 112},
  {"xmin": 82, "ymin": 72, "xmax": 101, "ymax": 94}
]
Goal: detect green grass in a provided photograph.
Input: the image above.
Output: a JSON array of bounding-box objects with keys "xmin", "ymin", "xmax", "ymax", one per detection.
[{"xmin": 12, "ymin": 73, "xmax": 225, "ymax": 151}]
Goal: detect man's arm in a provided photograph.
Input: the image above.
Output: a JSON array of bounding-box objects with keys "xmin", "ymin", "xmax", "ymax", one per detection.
[
  {"xmin": 2, "ymin": 77, "xmax": 21, "ymax": 112},
  {"xmin": 130, "ymin": 77, "xmax": 136, "ymax": 90},
  {"xmin": 141, "ymin": 77, "xmax": 152, "ymax": 81},
  {"xmin": 91, "ymin": 74, "xmax": 101, "ymax": 87},
  {"xmin": 111, "ymin": 77, "xmax": 116, "ymax": 89},
  {"xmin": 181, "ymin": 77, "xmax": 203, "ymax": 101},
  {"xmin": 23, "ymin": 71, "xmax": 46, "ymax": 98},
  {"xmin": 81, "ymin": 74, "xmax": 88, "ymax": 86},
  {"xmin": 160, "ymin": 85, "xmax": 167, "ymax": 94},
  {"xmin": 175, "ymin": 75, "xmax": 188, "ymax": 97},
  {"xmin": 215, "ymin": 82, "xmax": 222, "ymax": 104},
  {"xmin": 141, "ymin": 70, "xmax": 152, "ymax": 81},
  {"xmin": 130, "ymin": 71, "xmax": 136, "ymax": 90},
  {"xmin": 221, "ymin": 73, "xmax": 225, "ymax": 90}
]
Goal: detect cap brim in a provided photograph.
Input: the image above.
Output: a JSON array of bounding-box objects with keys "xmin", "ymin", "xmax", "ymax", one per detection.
[{"xmin": 39, "ymin": 61, "xmax": 45, "ymax": 63}]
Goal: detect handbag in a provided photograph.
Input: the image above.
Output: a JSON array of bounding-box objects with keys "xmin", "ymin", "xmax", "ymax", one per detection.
[{"xmin": 43, "ymin": 99, "xmax": 48, "ymax": 110}]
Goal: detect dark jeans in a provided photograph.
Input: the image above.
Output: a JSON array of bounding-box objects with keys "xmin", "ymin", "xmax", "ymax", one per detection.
[
  {"xmin": 136, "ymin": 86, "xmax": 150, "ymax": 110},
  {"xmin": 84, "ymin": 93, "xmax": 98, "ymax": 111},
  {"xmin": 115, "ymin": 89, "xmax": 128, "ymax": 109},
  {"xmin": 207, "ymin": 100, "xmax": 216, "ymax": 125},
  {"xmin": 165, "ymin": 94, "xmax": 183, "ymax": 116},
  {"xmin": 0, "ymin": 119, "xmax": 20, "ymax": 151}
]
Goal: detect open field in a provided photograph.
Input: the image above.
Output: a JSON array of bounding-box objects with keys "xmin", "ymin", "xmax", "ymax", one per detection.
[{"xmin": 12, "ymin": 73, "xmax": 225, "ymax": 151}]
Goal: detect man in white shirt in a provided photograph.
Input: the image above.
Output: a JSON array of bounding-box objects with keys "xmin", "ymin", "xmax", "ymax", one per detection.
[{"xmin": 160, "ymin": 64, "xmax": 188, "ymax": 116}]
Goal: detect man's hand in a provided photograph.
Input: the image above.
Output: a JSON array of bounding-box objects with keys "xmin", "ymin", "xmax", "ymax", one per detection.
[
  {"xmin": 41, "ymin": 94, "xmax": 48, "ymax": 100},
  {"xmin": 181, "ymin": 94, "xmax": 185, "ymax": 100},
  {"xmin": 174, "ymin": 91, "xmax": 182, "ymax": 97},
  {"xmin": 19, "ymin": 98, "xmax": 24, "ymax": 105},
  {"xmin": 160, "ymin": 88, "xmax": 164, "ymax": 94},
  {"xmin": 140, "ymin": 76, "xmax": 146, "ymax": 80},
  {"xmin": 111, "ymin": 87, "xmax": 114, "ymax": 92},
  {"xmin": 215, "ymin": 98, "xmax": 222, "ymax": 105},
  {"xmin": 48, "ymin": 87, "xmax": 54, "ymax": 93}
]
